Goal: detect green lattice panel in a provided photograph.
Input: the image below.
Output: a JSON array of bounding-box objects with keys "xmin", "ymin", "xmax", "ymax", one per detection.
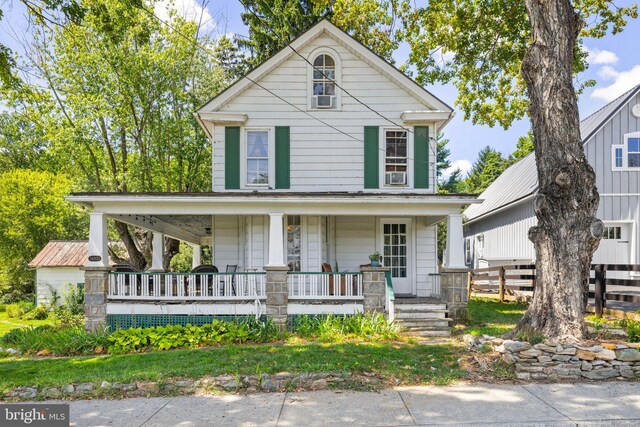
[{"xmin": 107, "ymin": 314, "xmax": 257, "ymax": 331}]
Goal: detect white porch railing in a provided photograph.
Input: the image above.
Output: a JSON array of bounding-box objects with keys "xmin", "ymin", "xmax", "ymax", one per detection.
[
  {"xmin": 108, "ymin": 272, "xmax": 266, "ymax": 301},
  {"xmin": 288, "ymin": 272, "xmax": 363, "ymax": 299}
]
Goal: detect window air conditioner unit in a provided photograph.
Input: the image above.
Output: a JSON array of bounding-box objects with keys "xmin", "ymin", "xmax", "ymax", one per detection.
[
  {"xmin": 386, "ymin": 172, "xmax": 407, "ymax": 185},
  {"xmin": 312, "ymin": 95, "xmax": 335, "ymax": 109}
]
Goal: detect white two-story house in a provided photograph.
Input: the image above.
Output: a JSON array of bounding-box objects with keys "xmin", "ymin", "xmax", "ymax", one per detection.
[{"xmin": 69, "ymin": 20, "xmax": 477, "ymax": 333}]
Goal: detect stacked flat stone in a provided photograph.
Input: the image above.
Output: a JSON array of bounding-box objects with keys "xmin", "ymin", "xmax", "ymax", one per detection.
[{"xmin": 495, "ymin": 340, "xmax": 640, "ymax": 380}]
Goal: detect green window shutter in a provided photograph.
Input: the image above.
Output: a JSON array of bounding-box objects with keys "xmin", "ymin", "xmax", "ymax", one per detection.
[
  {"xmin": 225, "ymin": 126, "xmax": 240, "ymax": 189},
  {"xmin": 364, "ymin": 126, "xmax": 379, "ymax": 189},
  {"xmin": 275, "ymin": 126, "xmax": 290, "ymax": 189},
  {"xmin": 414, "ymin": 126, "xmax": 430, "ymax": 189}
]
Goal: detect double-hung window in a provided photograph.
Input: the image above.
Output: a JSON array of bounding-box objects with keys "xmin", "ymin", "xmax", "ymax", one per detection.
[
  {"xmin": 612, "ymin": 133, "xmax": 640, "ymax": 170},
  {"xmin": 246, "ymin": 130, "xmax": 269, "ymax": 186},
  {"xmin": 385, "ymin": 130, "xmax": 408, "ymax": 185}
]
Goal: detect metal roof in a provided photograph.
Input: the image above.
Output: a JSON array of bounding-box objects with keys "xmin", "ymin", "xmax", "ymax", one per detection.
[
  {"xmin": 464, "ymin": 84, "xmax": 640, "ymax": 222},
  {"xmin": 28, "ymin": 241, "xmax": 90, "ymax": 268},
  {"xmin": 28, "ymin": 241, "xmax": 120, "ymax": 268}
]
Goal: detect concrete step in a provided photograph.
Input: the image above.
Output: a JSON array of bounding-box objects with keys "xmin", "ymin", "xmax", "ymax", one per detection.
[
  {"xmin": 395, "ymin": 310, "xmax": 448, "ymax": 319},
  {"xmin": 394, "ymin": 304, "xmax": 447, "ymax": 312},
  {"xmin": 396, "ymin": 318, "xmax": 452, "ymax": 329}
]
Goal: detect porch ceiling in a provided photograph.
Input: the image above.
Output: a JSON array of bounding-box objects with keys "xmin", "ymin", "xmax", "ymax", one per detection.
[
  {"xmin": 67, "ymin": 192, "xmax": 479, "ymax": 218},
  {"xmin": 108, "ymin": 214, "xmax": 211, "ymax": 246}
]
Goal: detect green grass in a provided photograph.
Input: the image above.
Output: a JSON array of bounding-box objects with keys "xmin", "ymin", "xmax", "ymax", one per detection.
[
  {"xmin": 0, "ymin": 311, "xmax": 53, "ymax": 337},
  {"xmin": 0, "ymin": 342, "xmax": 464, "ymax": 393},
  {"xmin": 465, "ymin": 297, "xmax": 527, "ymax": 337}
]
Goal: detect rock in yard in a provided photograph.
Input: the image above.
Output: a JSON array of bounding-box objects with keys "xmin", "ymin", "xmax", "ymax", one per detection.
[
  {"xmin": 5, "ymin": 348, "xmax": 19, "ymax": 355},
  {"xmin": 582, "ymin": 368, "xmax": 618, "ymax": 380},
  {"xmin": 463, "ymin": 334, "xmax": 477, "ymax": 346},
  {"xmin": 62, "ymin": 384, "xmax": 75, "ymax": 394},
  {"xmin": 44, "ymin": 388, "xmax": 62, "ymax": 399},
  {"xmin": 581, "ymin": 361, "xmax": 593, "ymax": 371},
  {"xmin": 576, "ymin": 349, "xmax": 596, "ymax": 361},
  {"xmin": 615, "ymin": 349, "xmax": 640, "ymax": 362},
  {"xmin": 595, "ymin": 349, "xmax": 616, "ymax": 361},
  {"xmin": 519, "ymin": 349, "xmax": 542, "ymax": 358},
  {"xmin": 100, "ymin": 381, "xmax": 112, "ymax": 390},
  {"xmin": 503, "ymin": 340, "xmax": 531, "ymax": 352},
  {"xmin": 75, "ymin": 383, "xmax": 94, "ymax": 394},
  {"xmin": 136, "ymin": 382, "xmax": 159, "ymax": 394}
]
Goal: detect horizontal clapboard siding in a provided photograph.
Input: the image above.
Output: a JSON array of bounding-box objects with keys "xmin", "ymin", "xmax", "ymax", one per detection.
[{"xmin": 213, "ymin": 33, "xmax": 438, "ymax": 192}]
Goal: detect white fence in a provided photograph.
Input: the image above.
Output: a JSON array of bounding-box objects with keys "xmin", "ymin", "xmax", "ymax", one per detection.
[
  {"xmin": 108, "ymin": 272, "xmax": 266, "ymax": 301},
  {"xmin": 288, "ymin": 272, "xmax": 363, "ymax": 299}
]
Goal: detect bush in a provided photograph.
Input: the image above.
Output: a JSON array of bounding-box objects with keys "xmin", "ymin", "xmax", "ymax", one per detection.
[
  {"xmin": 292, "ymin": 313, "xmax": 401, "ymax": 342},
  {"xmin": 1, "ymin": 325, "xmax": 109, "ymax": 356},
  {"xmin": 107, "ymin": 318, "xmax": 279, "ymax": 354},
  {"xmin": 22, "ymin": 305, "xmax": 49, "ymax": 320},
  {"xmin": 61, "ymin": 284, "xmax": 84, "ymax": 315},
  {"xmin": 6, "ymin": 303, "xmax": 23, "ymax": 318},
  {"xmin": 0, "ymin": 292, "xmax": 34, "ymax": 305},
  {"xmin": 49, "ymin": 309, "xmax": 84, "ymax": 329},
  {"xmin": 618, "ymin": 319, "xmax": 640, "ymax": 343}
]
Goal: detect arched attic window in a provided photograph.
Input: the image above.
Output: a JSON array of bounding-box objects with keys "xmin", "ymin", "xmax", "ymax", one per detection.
[{"xmin": 311, "ymin": 54, "xmax": 336, "ymax": 109}]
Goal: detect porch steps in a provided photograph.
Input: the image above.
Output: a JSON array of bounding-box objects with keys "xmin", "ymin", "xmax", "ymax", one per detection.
[{"xmin": 394, "ymin": 298, "xmax": 451, "ymax": 337}]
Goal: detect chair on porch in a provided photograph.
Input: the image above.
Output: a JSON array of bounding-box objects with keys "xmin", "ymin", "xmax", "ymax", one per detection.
[
  {"xmin": 322, "ymin": 262, "xmax": 346, "ymax": 296},
  {"xmin": 190, "ymin": 264, "xmax": 218, "ymax": 296},
  {"xmin": 219, "ymin": 264, "xmax": 238, "ymax": 296}
]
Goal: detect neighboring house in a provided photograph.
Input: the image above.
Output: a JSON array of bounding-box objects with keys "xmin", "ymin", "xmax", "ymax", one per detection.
[
  {"xmin": 464, "ymin": 84, "xmax": 640, "ymax": 271},
  {"xmin": 68, "ymin": 20, "xmax": 477, "ymax": 332},
  {"xmin": 29, "ymin": 241, "xmax": 90, "ymax": 305}
]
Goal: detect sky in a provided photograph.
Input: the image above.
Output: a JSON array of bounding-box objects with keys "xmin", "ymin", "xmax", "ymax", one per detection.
[{"xmin": 2, "ymin": 0, "xmax": 640, "ymax": 177}]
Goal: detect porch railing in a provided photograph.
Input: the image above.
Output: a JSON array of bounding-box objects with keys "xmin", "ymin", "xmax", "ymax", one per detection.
[
  {"xmin": 288, "ymin": 272, "xmax": 363, "ymax": 299},
  {"xmin": 385, "ymin": 270, "xmax": 395, "ymax": 321},
  {"xmin": 108, "ymin": 272, "xmax": 266, "ymax": 301}
]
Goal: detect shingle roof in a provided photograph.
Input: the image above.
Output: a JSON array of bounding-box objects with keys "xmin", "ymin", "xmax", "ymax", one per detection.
[{"xmin": 464, "ymin": 84, "xmax": 640, "ymax": 222}]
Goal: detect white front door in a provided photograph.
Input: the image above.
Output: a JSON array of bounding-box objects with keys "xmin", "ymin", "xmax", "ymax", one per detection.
[{"xmin": 380, "ymin": 219, "xmax": 413, "ymax": 296}]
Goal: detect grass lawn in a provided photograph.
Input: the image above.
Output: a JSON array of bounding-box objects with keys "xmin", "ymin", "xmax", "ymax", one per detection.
[
  {"xmin": 464, "ymin": 297, "xmax": 527, "ymax": 337},
  {"xmin": 0, "ymin": 342, "xmax": 464, "ymax": 393},
  {"xmin": 0, "ymin": 311, "xmax": 52, "ymax": 337}
]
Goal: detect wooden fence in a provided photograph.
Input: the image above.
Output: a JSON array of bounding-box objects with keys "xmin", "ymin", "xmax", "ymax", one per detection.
[
  {"xmin": 467, "ymin": 264, "xmax": 536, "ymax": 302},
  {"xmin": 468, "ymin": 263, "xmax": 640, "ymax": 316},
  {"xmin": 589, "ymin": 264, "xmax": 640, "ymax": 317}
]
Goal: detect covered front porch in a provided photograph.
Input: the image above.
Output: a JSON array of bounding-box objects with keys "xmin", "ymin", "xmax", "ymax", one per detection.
[{"xmin": 69, "ymin": 192, "xmax": 475, "ymax": 330}]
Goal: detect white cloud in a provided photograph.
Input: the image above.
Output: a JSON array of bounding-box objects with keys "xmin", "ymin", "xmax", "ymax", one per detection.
[
  {"xmin": 154, "ymin": 0, "xmax": 215, "ymax": 32},
  {"xmin": 591, "ymin": 64, "xmax": 640, "ymax": 102},
  {"xmin": 585, "ymin": 47, "xmax": 619, "ymax": 65},
  {"xmin": 443, "ymin": 159, "xmax": 473, "ymax": 179}
]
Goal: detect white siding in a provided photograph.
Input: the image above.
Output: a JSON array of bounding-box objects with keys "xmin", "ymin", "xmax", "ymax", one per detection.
[
  {"xmin": 212, "ymin": 33, "xmax": 438, "ymax": 193},
  {"xmin": 244, "ymin": 215, "xmax": 266, "ymax": 270},
  {"xmin": 335, "ymin": 216, "xmax": 376, "ymax": 272},
  {"xmin": 415, "ymin": 220, "xmax": 438, "ymax": 297},
  {"xmin": 213, "ymin": 215, "xmax": 243, "ymax": 270},
  {"xmin": 35, "ymin": 267, "xmax": 85, "ymax": 305},
  {"xmin": 465, "ymin": 199, "xmax": 537, "ymax": 266},
  {"xmin": 305, "ymin": 215, "xmax": 321, "ymax": 271}
]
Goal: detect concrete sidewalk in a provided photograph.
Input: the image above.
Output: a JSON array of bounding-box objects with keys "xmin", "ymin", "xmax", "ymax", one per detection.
[{"xmin": 56, "ymin": 381, "xmax": 639, "ymax": 427}]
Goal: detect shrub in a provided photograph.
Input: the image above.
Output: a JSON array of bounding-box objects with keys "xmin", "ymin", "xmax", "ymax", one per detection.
[
  {"xmin": 22, "ymin": 304, "xmax": 49, "ymax": 320},
  {"xmin": 292, "ymin": 313, "xmax": 401, "ymax": 342},
  {"xmin": 1, "ymin": 325, "xmax": 109, "ymax": 356},
  {"xmin": 515, "ymin": 329, "xmax": 545, "ymax": 345},
  {"xmin": 107, "ymin": 318, "xmax": 280, "ymax": 354},
  {"xmin": 61, "ymin": 284, "xmax": 84, "ymax": 315},
  {"xmin": 0, "ymin": 292, "xmax": 34, "ymax": 305},
  {"xmin": 6, "ymin": 303, "xmax": 24, "ymax": 318},
  {"xmin": 618, "ymin": 319, "xmax": 640, "ymax": 343},
  {"xmin": 49, "ymin": 309, "xmax": 84, "ymax": 329}
]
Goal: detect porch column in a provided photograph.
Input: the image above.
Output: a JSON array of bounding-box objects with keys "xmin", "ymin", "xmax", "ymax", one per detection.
[
  {"xmin": 84, "ymin": 212, "xmax": 110, "ymax": 331},
  {"xmin": 361, "ymin": 266, "xmax": 388, "ymax": 314},
  {"xmin": 444, "ymin": 213, "xmax": 466, "ymax": 269},
  {"xmin": 264, "ymin": 266, "xmax": 289, "ymax": 332},
  {"xmin": 267, "ymin": 213, "xmax": 286, "ymax": 267},
  {"xmin": 192, "ymin": 244, "xmax": 202, "ymax": 268},
  {"xmin": 87, "ymin": 212, "xmax": 109, "ymax": 268},
  {"xmin": 150, "ymin": 232, "xmax": 164, "ymax": 272}
]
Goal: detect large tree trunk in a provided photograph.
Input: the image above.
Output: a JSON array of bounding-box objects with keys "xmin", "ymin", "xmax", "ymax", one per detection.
[
  {"xmin": 515, "ymin": 0, "xmax": 603, "ymax": 342},
  {"xmin": 114, "ymin": 221, "xmax": 148, "ymax": 271}
]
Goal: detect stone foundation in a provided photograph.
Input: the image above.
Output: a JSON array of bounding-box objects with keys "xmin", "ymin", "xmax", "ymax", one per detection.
[
  {"xmin": 495, "ymin": 340, "xmax": 640, "ymax": 380},
  {"xmin": 361, "ymin": 267, "xmax": 388, "ymax": 314},
  {"xmin": 265, "ymin": 266, "xmax": 289, "ymax": 331},
  {"xmin": 440, "ymin": 268, "xmax": 468, "ymax": 320},
  {"xmin": 83, "ymin": 267, "xmax": 110, "ymax": 331}
]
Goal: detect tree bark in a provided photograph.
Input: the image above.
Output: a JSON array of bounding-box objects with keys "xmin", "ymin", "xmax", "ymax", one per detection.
[
  {"xmin": 114, "ymin": 221, "xmax": 148, "ymax": 271},
  {"xmin": 514, "ymin": 0, "xmax": 602, "ymax": 342},
  {"xmin": 163, "ymin": 237, "xmax": 181, "ymax": 270}
]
